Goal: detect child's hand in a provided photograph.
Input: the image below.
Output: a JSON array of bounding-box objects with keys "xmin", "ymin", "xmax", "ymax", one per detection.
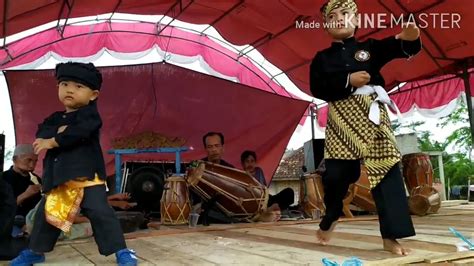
[
  {"xmin": 396, "ymin": 22, "xmax": 420, "ymax": 41},
  {"xmin": 350, "ymin": 71, "xmax": 371, "ymax": 88},
  {"xmin": 33, "ymin": 138, "xmax": 59, "ymax": 154},
  {"xmin": 57, "ymin": 125, "xmax": 68, "ymax": 133}
]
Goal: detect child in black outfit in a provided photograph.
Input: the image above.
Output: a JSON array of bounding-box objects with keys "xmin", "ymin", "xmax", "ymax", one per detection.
[
  {"xmin": 10, "ymin": 62, "xmax": 138, "ymax": 266},
  {"xmin": 310, "ymin": 0, "xmax": 421, "ymax": 255}
]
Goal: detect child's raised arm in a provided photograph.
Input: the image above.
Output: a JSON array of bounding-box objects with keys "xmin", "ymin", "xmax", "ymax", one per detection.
[{"xmin": 371, "ymin": 23, "xmax": 421, "ymax": 67}]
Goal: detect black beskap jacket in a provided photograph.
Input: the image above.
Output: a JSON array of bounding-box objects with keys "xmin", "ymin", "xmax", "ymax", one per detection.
[{"xmin": 36, "ymin": 103, "xmax": 106, "ymax": 192}]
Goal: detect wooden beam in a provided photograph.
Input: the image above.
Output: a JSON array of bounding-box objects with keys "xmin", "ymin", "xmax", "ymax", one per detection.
[{"xmin": 425, "ymin": 251, "xmax": 474, "ymax": 263}]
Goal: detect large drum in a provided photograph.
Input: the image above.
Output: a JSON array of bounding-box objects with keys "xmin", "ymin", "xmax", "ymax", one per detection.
[
  {"xmin": 402, "ymin": 153, "xmax": 434, "ymax": 191},
  {"xmin": 351, "ymin": 165, "xmax": 377, "ymax": 212},
  {"xmin": 299, "ymin": 173, "xmax": 325, "ymax": 217},
  {"xmin": 186, "ymin": 161, "xmax": 268, "ymax": 221},
  {"xmin": 409, "ymin": 185, "xmax": 441, "ymax": 216},
  {"xmin": 160, "ymin": 176, "xmax": 191, "ymax": 225}
]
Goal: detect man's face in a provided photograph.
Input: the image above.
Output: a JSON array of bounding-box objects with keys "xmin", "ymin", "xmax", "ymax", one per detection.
[
  {"xmin": 325, "ymin": 7, "xmax": 358, "ymax": 40},
  {"xmin": 242, "ymin": 156, "xmax": 257, "ymax": 173},
  {"xmin": 205, "ymin": 135, "xmax": 224, "ymax": 162},
  {"xmin": 14, "ymin": 154, "xmax": 38, "ymax": 174}
]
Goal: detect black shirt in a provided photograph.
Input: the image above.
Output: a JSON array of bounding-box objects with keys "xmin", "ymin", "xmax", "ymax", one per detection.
[
  {"xmin": 0, "ymin": 174, "xmax": 28, "ymax": 260},
  {"xmin": 310, "ymin": 36, "xmax": 421, "ymax": 102},
  {"xmin": 37, "ymin": 103, "xmax": 106, "ymax": 192},
  {"xmin": 1, "ymin": 167, "xmax": 41, "ymax": 217},
  {"xmin": 201, "ymin": 157, "xmax": 235, "ymax": 168},
  {"xmin": 0, "ymin": 174, "xmax": 16, "ymax": 237}
]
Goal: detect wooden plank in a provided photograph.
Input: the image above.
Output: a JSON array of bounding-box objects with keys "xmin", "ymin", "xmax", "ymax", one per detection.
[
  {"xmin": 424, "ymin": 251, "xmax": 474, "ymax": 263},
  {"xmin": 415, "ymin": 213, "xmax": 474, "ymax": 222},
  {"xmin": 303, "ymin": 220, "xmax": 466, "ymax": 243},
  {"xmin": 177, "ymin": 231, "xmax": 334, "ymax": 264},
  {"xmin": 319, "ymin": 226, "xmax": 461, "ymax": 246},
  {"xmin": 338, "ymin": 215, "xmax": 380, "ymax": 222},
  {"xmin": 56, "ymin": 238, "xmax": 94, "ymax": 247},
  {"xmin": 71, "ymin": 241, "xmax": 121, "ymax": 265},
  {"xmin": 340, "ymin": 222, "xmax": 469, "ymax": 240},
  {"xmin": 441, "ymin": 200, "xmax": 469, "ymax": 207},
  {"xmin": 44, "ymin": 245, "xmax": 94, "ymax": 265},
  {"xmin": 338, "ymin": 219, "xmax": 474, "ymax": 232},
  {"xmin": 141, "ymin": 233, "xmax": 292, "ymax": 265},
  {"xmin": 417, "ymin": 212, "xmax": 474, "ymax": 220},
  {"xmin": 452, "ymin": 257, "xmax": 474, "ymax": 264},
  {"xmin": 126, "ymin": 237, "xmax": 216, "ymax": 265},
  {"xmin": 207, "ymin": 228, "xmax": 395, "ymax": 261},
  {"xmin": 366, "ymin": 251, "xmax": 474, "ymax": 265},
  {"xmin": 230, "ymin": 227, "xmax": 382, "ymax": 250},
  {"xmin": 265, "ymin": 225, "xmax": 457, "ymax": 253},
  {"xmin": 363, "ymin": 255, "xmax": 428, "ymax": 265},
  {"xmin": 125, "ymin": 216, "xmax": 379, "ymax": 240}
]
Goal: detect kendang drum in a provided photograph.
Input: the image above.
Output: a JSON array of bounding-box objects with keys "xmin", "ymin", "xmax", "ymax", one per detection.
[
  {"xmin": 351, "ymin": 165, "xmax": 377, "ymax": 212},
  {"xmin": 402, "ymin": 153, "xmax": 434, "ymax": 191},
  {"xmin": 160, "ymin": 175, "xmax": 191, "ymax": 225},
  {"xmin": 186, "ymin": 161, "xmax": 268, "ymax": 221},
  {"xmin": 299, "ymin": 173, "xmax": 325, "ymax": 217},
  {"xmin": 408, "ymin": 185, "xmax": 441, "ymax": 216}
]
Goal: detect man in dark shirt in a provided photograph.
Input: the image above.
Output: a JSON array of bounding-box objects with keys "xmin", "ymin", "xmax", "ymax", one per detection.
[
  {"xmin": 2, "ymin": 144, "xmax": 42, "ymax": 237},
  {"xmin": 0, "ymin": 172, "xmax": 28, "ymax": 261},
  {"xmin": 193, "ymin": 132, "xmax": 235, "ymax": 225},
  {"xmin": 0, "ymin": 173, "xmax": 16, "ymax": 240}
]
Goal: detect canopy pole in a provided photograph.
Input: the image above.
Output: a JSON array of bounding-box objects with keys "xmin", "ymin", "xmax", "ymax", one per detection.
[
  {"xmin": 462, "ymin": 64, "xmax": 474, "ymax": 150},
  {"xmin": 0, "ymin": 133, "xmax": 4, "ymax": 172},
  {"xmin": 310, "ymin": 106, "xmax": 315, "ymax": 140}
]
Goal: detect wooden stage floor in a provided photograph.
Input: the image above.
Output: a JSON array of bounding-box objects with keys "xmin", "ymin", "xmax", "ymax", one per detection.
[{"xmin": 4, "ymin": 202, "xmax": 474, "ymax": 265}]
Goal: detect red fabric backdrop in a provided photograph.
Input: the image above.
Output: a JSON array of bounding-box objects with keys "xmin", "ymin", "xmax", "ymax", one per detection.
[{"xmin": 6, "ymin": 63, "xmax": 309, "ymax": 183}]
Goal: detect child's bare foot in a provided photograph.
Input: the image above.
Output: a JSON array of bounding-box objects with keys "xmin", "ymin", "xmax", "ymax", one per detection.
[
  {"xmin": 383, "ymin": 239, "xmax": 411, "ymax": 255},
  {"xmin": 316, "ymin": 221, "xmax": 338, "ymax": 245}
]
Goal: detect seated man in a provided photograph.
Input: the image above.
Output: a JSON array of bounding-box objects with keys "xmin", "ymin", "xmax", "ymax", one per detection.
[
  {"xmin": 0, "ymin": 173, "xmax": 28, "ymax": 261},
  {"xmin": 2, "ymin": 144, "xmax": 42, "ymax": 237},
  {"xmin": 192, "ymin": 131, "xmax": 236, "ymax": 225},
  {"xmin": 240, "ymin": 150, "xmax": 295, "ymax": 221}
]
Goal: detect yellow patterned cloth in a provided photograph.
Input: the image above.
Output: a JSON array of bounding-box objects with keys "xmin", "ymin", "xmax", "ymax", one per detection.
[
  {"xmin": 324, "ymin": 94, "xmax": 401, "ymax": 188},
  {"xmin": 45, "ymin": 175, "xmax": 104, "ymax": 232},
  {"xmin": 322, "ymin": 0, "xmax": 358, "ymax": 17}
]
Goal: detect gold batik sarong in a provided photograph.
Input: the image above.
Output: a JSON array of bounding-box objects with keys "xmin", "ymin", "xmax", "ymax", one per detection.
[
  {"xmin": 324, "ymin": 94, "xmax": 401, "ymax": 189},
  {"xmin": 45, "ymin": 175, "xmax": 104, "ymax": 232}
]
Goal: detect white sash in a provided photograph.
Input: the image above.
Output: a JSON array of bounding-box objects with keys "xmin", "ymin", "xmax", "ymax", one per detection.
[{"xmin": 352, "ymin": 85, "xmax": 402, "ymax": 125}]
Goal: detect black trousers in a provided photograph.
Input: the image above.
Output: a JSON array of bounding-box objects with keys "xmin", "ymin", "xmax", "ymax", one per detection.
[
  {"xmin": 29, "ymin": 185, "xmax": 127, "ymax": 256},
  {"xmin": 268, "ymin": 187, "xmax": 294, "ymax": 210},
  {"xmin": 0, "ymin": 178, "xmax": 28, "ymax": 261},
  {"xmin": 319, "ymin": 159, "xmax": 415, "ymax": 239}
]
